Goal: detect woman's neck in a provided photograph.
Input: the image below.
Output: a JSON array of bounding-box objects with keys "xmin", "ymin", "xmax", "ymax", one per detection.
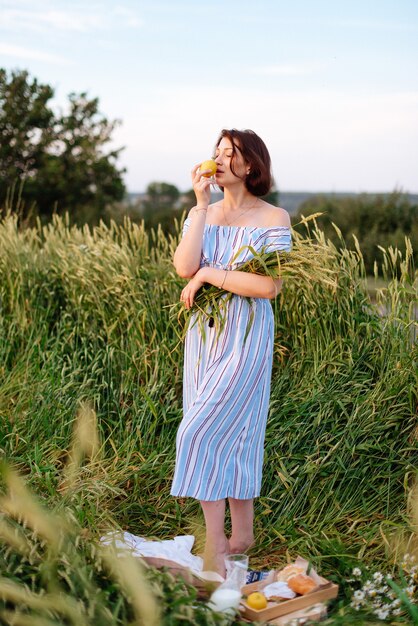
[{"xmin": 222, "ymin": 187, "xmax": 255, "ymax": 210}]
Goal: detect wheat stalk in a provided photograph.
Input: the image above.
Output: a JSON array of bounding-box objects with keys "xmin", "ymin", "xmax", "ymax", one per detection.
[{"xmin": 176, "ymin": 233, "xmax": 338, "ymax": 339}]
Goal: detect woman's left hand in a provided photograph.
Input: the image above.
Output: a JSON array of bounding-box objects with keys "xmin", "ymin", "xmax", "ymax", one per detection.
[{"xmin": 180, "ymin": 269, "xmax": 206, "ymax": 309}]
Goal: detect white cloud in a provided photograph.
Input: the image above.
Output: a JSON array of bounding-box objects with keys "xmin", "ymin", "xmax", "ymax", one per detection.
[
  {"xmin": 0, "ymin": 43, "xmax": 72, "ymax": 65},
  {"xmin": 253, "ymin": 62, "xmax": 328, "ymax": 76},
  {"xmin": 2, "ymin": 7, "xmax": 100, "ymax": 33},
  {"xmin": 1, "ymin": 2, "xmax": 143, "ymax": 35},
  {"xmin": 112, "ymin": 5, "xmax": 143, "ymax": 28},
  {"xmin": 321, "ymin": 17, "xmax": 418, "ymax": 32},
  {"xmin": 240, "ymin": 14, "xmax": 418, "ymax": 33}
]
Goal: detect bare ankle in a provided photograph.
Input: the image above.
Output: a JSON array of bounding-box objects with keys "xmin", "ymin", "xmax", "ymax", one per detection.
[
  {"xmin": 228, "ymin": 535, "xmax": 254, "ymax": 554},
  {"xmin": 203, "ymin": 536, "xmax": 230, "ymax": 576}
]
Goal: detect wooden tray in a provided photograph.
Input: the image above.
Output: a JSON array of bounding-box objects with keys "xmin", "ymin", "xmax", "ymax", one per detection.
[
  {"xmin": 141, "ymin": 554, "xmax": 339, "ymax": 620},
  {"xmin": 240, "ymin": 581, "xmax": 338, "ymax": 622}
]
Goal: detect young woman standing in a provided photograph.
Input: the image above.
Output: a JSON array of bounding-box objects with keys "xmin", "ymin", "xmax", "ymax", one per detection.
[{"xmin": 171, "ymin": 129, "xmax": 292, "ymax": 576}]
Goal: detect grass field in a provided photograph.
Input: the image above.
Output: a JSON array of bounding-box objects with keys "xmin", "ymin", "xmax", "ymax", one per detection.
[{"xmin": 0, "ymin": 209, "xmax": 417, "ymax": 625}]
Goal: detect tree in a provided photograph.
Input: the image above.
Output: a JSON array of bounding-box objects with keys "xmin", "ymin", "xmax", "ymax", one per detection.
[
  {"xmin": 294, "ymin": 190, "xmax": 418, "ymax": 275},
  {"xmin": 142, "ymin": 181, "xmax": 181, "ymax": 233},
  {"xmin": 0, "ymin": 68, "xmax": 126, "ymax": 224}
]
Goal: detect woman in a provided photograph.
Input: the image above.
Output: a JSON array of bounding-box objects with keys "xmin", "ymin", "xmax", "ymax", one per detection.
[{"xmin": 170, "ymin": 129, "xmax": 292, "ymax": 576}]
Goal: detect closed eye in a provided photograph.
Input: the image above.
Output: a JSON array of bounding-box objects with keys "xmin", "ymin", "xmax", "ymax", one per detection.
[{"xmin": 213, "ymin": 152, "xmax": 233, "ymax": 158}]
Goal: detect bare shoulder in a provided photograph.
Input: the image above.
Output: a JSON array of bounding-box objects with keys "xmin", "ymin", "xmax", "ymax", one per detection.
[{"xmin": 259, "ymin": 201, "xmax": 291, "ymax": 227}]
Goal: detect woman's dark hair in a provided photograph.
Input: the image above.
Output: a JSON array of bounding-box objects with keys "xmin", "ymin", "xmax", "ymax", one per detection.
[{"xmin": 214, "ymin": 128, "xmax": 273, "ymax": 196}]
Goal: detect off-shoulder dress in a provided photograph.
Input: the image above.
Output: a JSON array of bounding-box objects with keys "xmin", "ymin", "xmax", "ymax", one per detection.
[{"xmin": 171, "ymin": 220, "xmax": 292, "ymax": 501}]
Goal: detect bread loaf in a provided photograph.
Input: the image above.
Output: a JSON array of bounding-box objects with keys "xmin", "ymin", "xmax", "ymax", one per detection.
[
  {"xmin": 275, "ymin": 565, "xmax": 304, "ymax": 582},
  {"xmin": 287, "ymin": 573, "xmax": 317, "ymax": 595}
]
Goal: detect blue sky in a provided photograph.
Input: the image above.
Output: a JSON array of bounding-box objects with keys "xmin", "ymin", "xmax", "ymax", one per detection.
[{"xmin": 1, "ymin": 0, "xmax": 418, "ymax": 193}]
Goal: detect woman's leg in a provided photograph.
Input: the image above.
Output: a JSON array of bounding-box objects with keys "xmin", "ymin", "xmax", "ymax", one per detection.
[
  {"xmin": 228, "ymin": 498, "xmax": 254, "ymax": 553},
  {"xmin": 200, "ymin": 499, "xmax": 230, "ymax": 576}
]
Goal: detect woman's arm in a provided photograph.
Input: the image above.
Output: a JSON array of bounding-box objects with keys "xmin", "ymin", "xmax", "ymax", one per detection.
[
  {"xmin": 203, "ymin": 267, "xmax": 281, "ymax": 299},
  {"xmin": 180, "ymin": 266, "xmax": 282, "ymax": 309},
  {"xmin": 173, "ymin": 208, "xmax": 207, "ymax": 278},
  {"xmin": 173, "ymin": 164, "xmax": 212, "ymax": 278}
]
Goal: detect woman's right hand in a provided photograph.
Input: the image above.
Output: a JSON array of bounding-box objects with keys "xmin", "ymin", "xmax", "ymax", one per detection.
[{"xmin": 191, "ymin": 163, "xmax": 212, "ymax": 207}]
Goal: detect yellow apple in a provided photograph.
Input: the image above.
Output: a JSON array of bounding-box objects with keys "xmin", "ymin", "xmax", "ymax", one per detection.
[{"xmin": 200, "ymin": 159, "xmax": 217, "ymax": 177}]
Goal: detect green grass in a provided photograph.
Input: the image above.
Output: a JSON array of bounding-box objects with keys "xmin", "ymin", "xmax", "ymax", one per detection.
[{"xmin": 0, "ymin": 208, "xmax": 417, "ymax": 624}]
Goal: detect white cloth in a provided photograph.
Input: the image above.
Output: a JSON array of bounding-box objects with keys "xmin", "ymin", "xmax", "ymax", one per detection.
[
  {"xmin": 263, "ymin": 581, "xmax": 296, "ymax": 599},
  {"xmin": 100, "ymin": 532, "xmax": 204, "ymax": 575}
]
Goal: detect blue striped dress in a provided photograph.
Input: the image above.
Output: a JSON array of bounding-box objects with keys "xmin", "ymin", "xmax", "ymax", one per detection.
[{"xmin": 171, "ymin": 219, "xmax": 292, "ymax": 501}]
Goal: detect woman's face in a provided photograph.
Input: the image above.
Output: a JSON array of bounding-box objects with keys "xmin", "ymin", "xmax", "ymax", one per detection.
[{"xmin": 213, "ymin": 136, "xmax": 248, "ymax": 186}]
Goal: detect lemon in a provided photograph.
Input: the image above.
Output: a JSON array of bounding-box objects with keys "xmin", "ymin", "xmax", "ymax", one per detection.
[
  {"xmin": 200, "ymin": 159, "xmax": 217, "ymax": 177},
  {"xmin": 246, "ymin": 591, "xmax": 268, "ymax": 610}
]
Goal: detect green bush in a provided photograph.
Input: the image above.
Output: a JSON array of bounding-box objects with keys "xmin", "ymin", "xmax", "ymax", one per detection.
[
  {"xmin": 294, "ymin": 190, "xmax": 418, "ymax": 275},
  {"xmin": 0, "ymin": 209, "xmax": 416, "ymax": 624}
]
